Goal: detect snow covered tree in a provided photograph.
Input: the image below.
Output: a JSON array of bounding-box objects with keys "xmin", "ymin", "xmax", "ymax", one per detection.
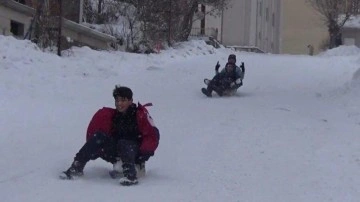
[
  {"xmin": 137, "ymin": 0, "xmax": 229, "ymax": 46},
  {"xmin": 82, "ymin": 0, "xmax": 229, "ymax": 52}
]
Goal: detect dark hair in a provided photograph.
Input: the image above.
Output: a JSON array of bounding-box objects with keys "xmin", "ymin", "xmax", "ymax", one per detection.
[
  {"xmin": 225, "ymin": 62, "xmax": 234, "ymax": 67},
  {"xmin": 228, "ymin": 54, "xmax": 236, "ymax": 63},
  {"xmin": 113, "ymin": 85, "xmax": 133, "ymax": 99}
]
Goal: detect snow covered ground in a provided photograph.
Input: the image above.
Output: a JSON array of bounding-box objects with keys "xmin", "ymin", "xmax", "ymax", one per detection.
[{"xmin": 1, "ymin": 35, "xmax": 360, "ymax": 202}]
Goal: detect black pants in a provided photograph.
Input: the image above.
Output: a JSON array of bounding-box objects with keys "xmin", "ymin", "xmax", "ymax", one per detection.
[
  {"xmin": 207, "ymin": 77, "xmax": 229, "ymax": 95},
  {"xmin": 74, "ymin": 132, "xmax": 118, "ymax": 164},
  {"xmin": 74, "ymin": 132, "xmax": 139, "ymax": 178},
  {"xmin": 207, "ymin": 75, "xmax": 241, "ymax": 95},
  {"xmin": 118, "ymin": 139, "xmax": 139, "ymax": 179}
]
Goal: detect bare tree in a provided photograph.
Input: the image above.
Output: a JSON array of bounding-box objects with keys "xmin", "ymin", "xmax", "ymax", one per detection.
[
  {"xmin": 112, "ymin": 2, "xmax": 141, "ymax": 51},
  {"xmin": 27, "ymin": 0, "xmax": 82, "ymax": 54},
  {"xmin": 82, "ymin": 0, "xmax": 229, "ymax": 51},
  {"xmin": 57, "ymin": 0, "xmax": 63, "ymax": 56},
  {"xmin": 138, "ymin": 0, "xmax": 230, "ymax": 46},
  {"xmin": 31, "ymin": 0, "xmax": 59, "ymax": 51},
  {"xmin": 178, "ymin": 0, "xmax": 230, "ymax": 41},
  {"xmin": 307, "ymin": 0, "xmax": 360, "ymax": 49}
]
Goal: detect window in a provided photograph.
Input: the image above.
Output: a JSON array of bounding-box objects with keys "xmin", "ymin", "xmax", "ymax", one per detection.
[
  {"xmin": 258, "ymin": 1, "xmax": 262, "ymax": 16},
  {"xmin": 195, "ymin": 4, "xmax": 202, "ymax": 12},
  {"xmin": 10, "ymin": 20, "xmax": 25, "ymax": 37},
  {"xmin": 266, "ymin": 7, "xmax": 269, "ymax": 22},
  {"xmin": 272, "ymin": 13, "xmax": 275, "ymax": 26}
]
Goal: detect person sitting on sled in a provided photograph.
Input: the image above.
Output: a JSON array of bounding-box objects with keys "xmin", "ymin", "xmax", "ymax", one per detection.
[
  {"xmin": 202, "ymin": 54, "xmax": 245, "ymax": 97},
  {"xmin": 60, "ymin": 86, "xmax": 160, "ymax": 186}
]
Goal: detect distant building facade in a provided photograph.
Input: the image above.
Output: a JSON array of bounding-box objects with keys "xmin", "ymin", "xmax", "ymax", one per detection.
[
  {"xmin": 192, "ymin": 0, "xmax": 281, "ymax": 54},
  {"xmin": 192, "ymin": 0, "xmax": 328, "ymax": 55}
]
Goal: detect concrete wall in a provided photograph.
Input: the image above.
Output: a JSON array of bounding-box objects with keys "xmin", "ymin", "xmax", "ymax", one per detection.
[
  {"xmin": 280, "ymin": 0, "xmax": 328, "ymax": 55},
  {"xmin": 62, "ymin": 20, "xmax": 116, "ymax": 50},
  {"xmin": 62, "ymin": 29, "xmax": 112, "ymax": 50}
]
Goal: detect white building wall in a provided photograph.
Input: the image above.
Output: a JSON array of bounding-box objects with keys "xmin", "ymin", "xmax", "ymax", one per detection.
[
  {"xmin": 248, "ymin": 0, "xmax": 257, "ymax": 46},
  {"xmin": 0, "ymin": 5, "xmax": 32, "ymax": 37},
  {"xmin": 192, "ymin": 0, "xmax": 281, "ymax": 53},
  {"xmin": 221, "ymin": 0, "xmax": 248, "ymax": 46},
  {"xmin": 255, "ymin": 0, "xmax": 281, "ymax": 53}
]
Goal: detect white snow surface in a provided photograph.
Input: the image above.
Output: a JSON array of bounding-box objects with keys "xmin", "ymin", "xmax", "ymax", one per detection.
[{"xmin": 1, "ymin": 35, "xmax": 360, "ymax": 202}]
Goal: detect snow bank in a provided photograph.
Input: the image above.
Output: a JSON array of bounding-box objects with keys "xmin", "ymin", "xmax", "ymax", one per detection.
[{"xmin": 319, "ymin": 45, "xmax": 360, "ymax": 57}]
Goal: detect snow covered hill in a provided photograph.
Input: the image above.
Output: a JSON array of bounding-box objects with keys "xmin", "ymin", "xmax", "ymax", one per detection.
[{"xmin": 1, "ymin": 35, "xmax": 360, "ymax": 202}]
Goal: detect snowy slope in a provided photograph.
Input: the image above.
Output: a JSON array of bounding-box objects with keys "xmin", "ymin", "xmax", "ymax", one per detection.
[{"xmin": 1, "ymin": 35, "xmax": 360, "ymax": 202}]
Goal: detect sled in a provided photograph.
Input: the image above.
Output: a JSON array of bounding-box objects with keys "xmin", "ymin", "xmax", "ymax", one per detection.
[{"xmin": 203, "ymin": 78, "xmax": 237, "ymax": 96}]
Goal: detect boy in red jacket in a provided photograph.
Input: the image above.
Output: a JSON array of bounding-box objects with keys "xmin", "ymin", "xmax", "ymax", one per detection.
[{"xmin": 60, "ymin": 86, "xmax": 159, "ymax": 186}]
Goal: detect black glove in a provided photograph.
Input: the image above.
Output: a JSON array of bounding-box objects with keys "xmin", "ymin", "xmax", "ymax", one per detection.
[
  {"xmin": 215, "ymin": 61, "xmax": 220, "ymax": 72},
  {"xmin": 240, "ymin": 62, "xmax": 245, "ymax": 73}
]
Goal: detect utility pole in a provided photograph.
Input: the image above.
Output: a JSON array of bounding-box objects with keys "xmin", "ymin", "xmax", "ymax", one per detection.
[
  {"xmin": 57, "ymin": 0, "xmax": 62, "ymax": 56},
  {"xmin": 200, "ymin": 4, "xmax": 205, "ymax": 35},
  {"xmin": 168, "ymin": 0, "xmax": 172, "ymax": 45},
  {"xmin": 220, "ymin": 7, "xmax": 224, "ymax": 43}
]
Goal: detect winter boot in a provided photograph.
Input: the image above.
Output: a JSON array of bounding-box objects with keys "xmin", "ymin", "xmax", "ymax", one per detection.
[
  {"xmin": 119, "ymin": 175, "xmax": 138, "ymax": 186},
  {"xmin": 204, "ymin": 78, "xmax": 211, "ymax": 85},
  {"xmin": 110, "ymin": 161, "xmax": 146, "ymax": 179},
  {"xmin": 119, "ymin": 163, "xmax": 138, "ymax": 186},
  {"xmin": 201, "ymin": 88, "xmax": 212, "ymax": 97},
  {"xmin": 59, "ymin": 161, "xmax": 85, "ymax": 180}
]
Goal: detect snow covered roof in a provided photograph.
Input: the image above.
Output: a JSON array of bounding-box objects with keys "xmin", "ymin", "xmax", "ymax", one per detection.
[{"xmin": 0, "ymin": 0, "xmax": 34, "ymax": 16}]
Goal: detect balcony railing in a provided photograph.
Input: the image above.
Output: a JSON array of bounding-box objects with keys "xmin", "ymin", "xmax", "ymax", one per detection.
[{"xmin": 227, "ymin": 45, "xmax": 265, "ymax": 53}]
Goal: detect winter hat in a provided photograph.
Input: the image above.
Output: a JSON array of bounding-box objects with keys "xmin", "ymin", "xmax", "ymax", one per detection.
[
  {"xmin": 113, "ymin": 85, "xmax": 133, "ymax": 100},
  {"xmin": 228, "ymin": 54, "xmax": 236, "ymax": 63}
]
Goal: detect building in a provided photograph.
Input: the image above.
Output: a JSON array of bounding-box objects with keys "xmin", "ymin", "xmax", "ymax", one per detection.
[
  {"xmin": 341, "ymin": 15, "xmax": 360, "ymax": 47},
  {"xmin": 0, "ymin": 0, "xmax": 33, "ymax": 37},
  {"xmin": 192, "ymin": 0, "xmax": 281, "ymax": 54},
  {"xmin": 192, "ymin": 0, "xmax": 328, "ymax": 55},
  {"xmin": 0, "ymin": 0, "xmax": 116, "ymax": 50},
  {"xmin": 281, "ymin": 0, "xmax": 327, "ymax": 55}
]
